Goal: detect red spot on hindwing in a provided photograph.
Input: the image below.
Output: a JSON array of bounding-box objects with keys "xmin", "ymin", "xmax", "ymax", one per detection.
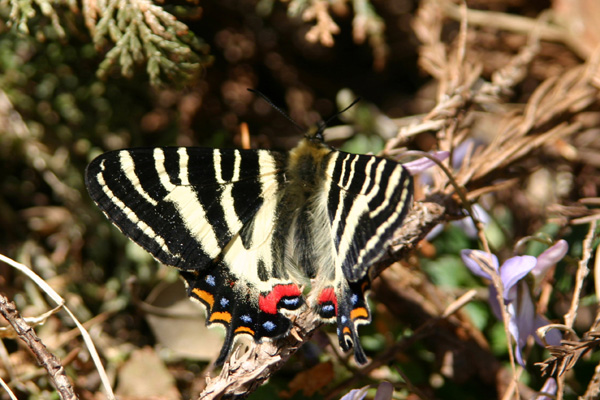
[
  {"xmin": 318, "ymin": 287, "xmax": 338, "ymax": 314},
  {"xmin": 258, "ymin": 284, "xmax": 302, "ymax": 314}
]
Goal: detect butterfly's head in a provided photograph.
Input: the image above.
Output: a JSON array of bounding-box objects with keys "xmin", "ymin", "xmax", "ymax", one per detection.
[
  {"xmin": 304, "ymin": 123, "xmax": 326, "ymax": 143},
  {"xmin": 304, "ymin": 96, "xmax": 360, "ymax": 144}
]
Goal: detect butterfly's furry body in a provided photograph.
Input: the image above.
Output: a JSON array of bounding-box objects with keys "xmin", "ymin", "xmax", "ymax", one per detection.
[{"xmin": 85, "ymin": 130, "xmax": 413, "ymax": 365}]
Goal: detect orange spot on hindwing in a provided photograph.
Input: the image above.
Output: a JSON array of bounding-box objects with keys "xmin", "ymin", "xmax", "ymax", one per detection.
[
  {"xmin": 192, "ymin": 288, "xmax": 215, "ymax": 310},
  {"xmin": 234, "ymin": 326, "xmax": 255, "ymax": 335},
  {"xmin": 350, "ymin": 307, "xmax": 369, "ymax": 321},
  {"xmin": 209, "ymin": 311, "xmax": 232, "ymax": 323}
]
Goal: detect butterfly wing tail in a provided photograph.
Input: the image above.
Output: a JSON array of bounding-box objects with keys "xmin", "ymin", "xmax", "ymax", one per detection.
[
  {"xmin": 339, "ymin": 278, "xmax": 371, "ymax": 364},
  {"xmin": 316, "ymin": 277, "xmax": 371, "ymax": 364},
  {"xmin": 340, "ymin": 325, "xmax": 368, "ymax": 365},
  {"xmin": 216, "ymin": 324, "xmax": 236, "ymax": 366}
]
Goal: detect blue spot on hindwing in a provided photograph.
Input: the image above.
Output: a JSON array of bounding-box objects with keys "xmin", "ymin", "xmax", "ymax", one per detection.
[
  {"xmin": 220, "ymin": 297, "xmax": 229, "ymax": 307},
  {"xmin": 322, "ymin": 304, "xmax": 334, "ymax": 312},
  {"xmin": 240, "ymin": 315, "xmax": 252, "ymax": 323},
  {"xmin": 341, "ymin": 316, "xmax": 347, "ymax": 324},
  {"xmin": 262, "ymin": 321, "xmax": 276, "ymax": 332},
  {"xmin": 205, "ymin": 275, "xmax": 216, "ymax": 286},
  {"xmin": 351, "ymin": 294, "xmax": 358, "ymax": 305}
]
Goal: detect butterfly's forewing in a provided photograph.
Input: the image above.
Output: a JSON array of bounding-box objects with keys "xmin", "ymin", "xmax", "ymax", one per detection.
[
  {"xmin": 85, "ymin": 147, "xmax": 305, "ymax": 364},
  {"xmin": 86, "ymin": 147, "xmax": 283, "ymax": 270},
  {"xmin": 324, "ymin": 151, "xmax": 413, "ymax": 281},
  {"xmin": 313, "ymin": 149, "xmax": 413, "ymax": 363}
]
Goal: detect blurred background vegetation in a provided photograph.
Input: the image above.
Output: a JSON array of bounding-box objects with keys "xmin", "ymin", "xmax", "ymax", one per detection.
[{"xmin": 1, "ymin": 0, "xmax": 600, "ymax": 399}]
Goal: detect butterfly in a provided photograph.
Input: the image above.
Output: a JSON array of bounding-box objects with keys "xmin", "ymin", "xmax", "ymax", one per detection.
[{"xmin": 85, "ymin": 125, "xmax": 413, "ymax": 365}]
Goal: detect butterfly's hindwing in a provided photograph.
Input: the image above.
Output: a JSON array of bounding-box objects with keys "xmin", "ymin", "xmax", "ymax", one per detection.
[
  {"xmin": 335, "ymin": 277, "xmax": 371, "ymax": 364},
  {"xmin": 181, "ymin": 267, "xmax": 303, "ymax": 364}
]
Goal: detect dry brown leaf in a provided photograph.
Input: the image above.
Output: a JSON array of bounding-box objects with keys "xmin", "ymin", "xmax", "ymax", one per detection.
[{"xmin": 279, "ymin": 361, "xmax": 335, "ymax": 398}]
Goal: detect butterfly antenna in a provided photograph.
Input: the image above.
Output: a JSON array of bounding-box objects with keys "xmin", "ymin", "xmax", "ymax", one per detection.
[
  {"xmin": 247, "ymin": 89, "xmax": 304, "ymax": 134},
  {"xmin": 311, "ymin": 96, "xmax": 361, "ymax": 141},
  {"xmin": 248, "ymin": 89, "xmax": 361, "ymax": 141},
  {"xmin": 323, "ymin": 97, "xmax": 361, "ymax": 127}
]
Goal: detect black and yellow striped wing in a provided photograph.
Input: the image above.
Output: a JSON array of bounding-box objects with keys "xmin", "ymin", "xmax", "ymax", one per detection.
[{"xmin": 324, "ymin": 150, "xmax": 413, "ymax": 281}]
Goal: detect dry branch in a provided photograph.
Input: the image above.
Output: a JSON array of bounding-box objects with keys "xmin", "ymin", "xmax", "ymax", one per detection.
[
  {"xmin": 537, "ymin": 332, "xmax": 600, "ymax": 378},
  {"xmin": 0, "ymin": 294, "xmax": 77, "ymax": 400}
]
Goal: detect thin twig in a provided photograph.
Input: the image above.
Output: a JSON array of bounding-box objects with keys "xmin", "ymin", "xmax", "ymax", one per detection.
[
  {"xmin": 0, "ymin": 254, "xmax": 116, "ymax": 400},
  {"xmin": 564, "ymin": 220, "xmax": 597, "ymax": 328},
  {"xmin": 0, "ymin": 294, "xmax": 77, "ymax": 400},
  {"xmin": 557, "ymin": 221, "xmax": 598, "ymax": 400},
  {"xmin": 0, "ymin": 374, "xmax": 18, "ymax": 400}
]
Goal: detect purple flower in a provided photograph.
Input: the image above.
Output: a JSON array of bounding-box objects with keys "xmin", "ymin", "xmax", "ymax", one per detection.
[
  {"xmin": 461, "ymin": 241, "xmax": 566, "ymax": 365},
  {"xmin": 403, "ymin": 151, "xmax": 449, "ymax": 176},
  {"xmin": 339, "ymin": 382, "xmax": 393, "ymax": 400},
  {"xmin": 426, "ymin": 203, "xmax": 490, "ymax": 241},
  {"xmin": 535, "ymin": 377, "xmax": 557, "ymax": 400}
]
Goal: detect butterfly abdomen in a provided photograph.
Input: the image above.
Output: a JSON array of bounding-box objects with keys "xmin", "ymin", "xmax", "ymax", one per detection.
[{"xmin": 276, "ymin": 138, "xmax": 336, "ymax": 278}]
